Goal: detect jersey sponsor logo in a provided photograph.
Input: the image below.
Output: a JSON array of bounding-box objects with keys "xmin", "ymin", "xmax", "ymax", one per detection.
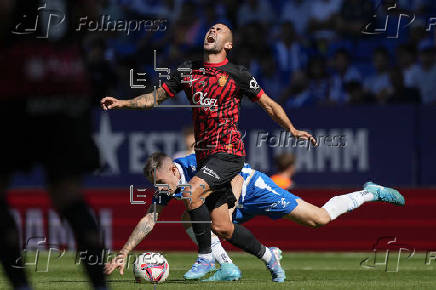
[
  {"xmin": 249, "ymin": 77, "xmax": 259, "ymax": 90},
  {"xmin": 192, "ymin": 91, "xmax": 218, "ymax": 111},
  {"xmin": 201, "ymin": 166, "xmax": 221, "ymax": 180}
]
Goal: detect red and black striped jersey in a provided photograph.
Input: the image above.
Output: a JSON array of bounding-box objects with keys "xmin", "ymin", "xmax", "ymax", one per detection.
[{"xmin": 162, "ymin": 58, "xmax": 264, "ymax": 163}]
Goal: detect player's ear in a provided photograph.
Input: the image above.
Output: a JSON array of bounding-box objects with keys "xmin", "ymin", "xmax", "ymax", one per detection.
[
  {"xmin": 224, "ymin": 41, "xmax": 232, "ymax": 51},
  {"xmin": 171, "ymin": 163, "xmax": 177, "ymax": 175}
]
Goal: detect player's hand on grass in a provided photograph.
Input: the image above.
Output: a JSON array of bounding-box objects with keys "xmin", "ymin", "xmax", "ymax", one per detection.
[
  {"xmin": 105, "ymin": 253, "xmax": 127, "ymax": 275},
  {"xmin": 101, "ymin": 96, "xmax": 126, "ymax": 110},
  {"xmin": 291, "ymin": 128, "xmax": 318, "ymax": 147}
]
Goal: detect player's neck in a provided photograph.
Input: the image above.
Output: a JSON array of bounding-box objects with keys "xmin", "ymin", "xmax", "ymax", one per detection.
[{"xmin": 204, "ymin": 52, "xmax": 227, "ymax": 65}]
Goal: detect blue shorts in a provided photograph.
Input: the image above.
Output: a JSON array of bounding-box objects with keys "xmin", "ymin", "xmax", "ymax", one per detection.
[{"xmin": 232, "ymin": 171, "xmax": 300, "ymax": 224}]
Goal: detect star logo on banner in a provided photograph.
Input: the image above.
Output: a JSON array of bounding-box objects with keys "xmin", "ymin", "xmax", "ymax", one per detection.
[{"xmin": 93, "ymin": 113, "xmax": 125, "ymax": 174}]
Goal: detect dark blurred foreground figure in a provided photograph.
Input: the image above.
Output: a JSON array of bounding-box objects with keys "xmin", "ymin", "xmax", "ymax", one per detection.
[{"xmin": 0, "ymin": 1, "xmax": 106, "ymax": 289}]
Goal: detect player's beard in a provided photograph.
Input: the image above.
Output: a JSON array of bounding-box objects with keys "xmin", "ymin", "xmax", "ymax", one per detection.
[{"xmin": 204, "ymin": 43, "xmax": 222, "ymax": 54}]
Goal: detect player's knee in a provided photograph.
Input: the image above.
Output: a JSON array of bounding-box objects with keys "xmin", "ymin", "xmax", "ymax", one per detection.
[
  {"xmin": 211, "ymin": 223, "xmax": 233, "ymax": 239},
  {"xmin": 311, "ymin": 211, "xmax": 331, "ymax": 228}
]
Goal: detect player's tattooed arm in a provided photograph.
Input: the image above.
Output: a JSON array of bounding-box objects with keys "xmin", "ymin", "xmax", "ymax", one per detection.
[
  {"xmin": 119, "ymin": 205, "xmax": 164, "ymax": 255},
  {"xmin": 256, "ymin": 93, "xmax": 318, "ymax": 146},
  {"xmin": 100, "ymin": 87, "xmax": 168, "ymax": 110},
  {"xmin": 125, "ymin": 87, "xmax": 169, "ymax": 109},
  {"xmin": 105, "ymin": 205, "xmax": 164, "ymax": 275}
]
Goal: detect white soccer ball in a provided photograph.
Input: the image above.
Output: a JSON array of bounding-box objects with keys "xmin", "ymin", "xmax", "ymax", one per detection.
[{"xmin": 133, "ymin": 252, "xmax": 169, "ymax": 283}]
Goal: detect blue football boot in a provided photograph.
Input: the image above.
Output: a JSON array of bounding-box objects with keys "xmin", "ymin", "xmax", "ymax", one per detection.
[
  {"xmin": 184, "ymin": 257, "xmax": 215, "ymax": 280},
  {"xmin": 202, "ymin": 263, "xmax": 241, "ymax": 281},
  {"xmin": 364, "ymin": 181, "xmax": 405, "ymax": 206}
]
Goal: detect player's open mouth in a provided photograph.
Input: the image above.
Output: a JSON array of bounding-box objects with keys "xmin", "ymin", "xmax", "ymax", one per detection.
[{"xmin": 207, "ymin": 36, "xmax": 215, "ymax": 43}]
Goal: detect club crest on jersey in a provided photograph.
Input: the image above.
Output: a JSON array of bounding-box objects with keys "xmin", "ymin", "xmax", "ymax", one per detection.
[
  {"xmin": 192, "ymin": 91, "xmax": 218, "ymax": 111},
  {"xmin": 218, "ymin": 75, "xmax": 227, "ymax": 87}
]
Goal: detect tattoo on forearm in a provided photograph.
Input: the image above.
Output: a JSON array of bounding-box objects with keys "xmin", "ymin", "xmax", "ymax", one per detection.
[
  {"xmin": 127, "ymin": 96, "xmax": 143, "ymax": 109},
  {"xmin": 126, "ymin": 88, "xmax": 167, "ymax": 109},
  {"xmin": 122, "ymin": 215, "xmax": 155, "ymax": 252}
]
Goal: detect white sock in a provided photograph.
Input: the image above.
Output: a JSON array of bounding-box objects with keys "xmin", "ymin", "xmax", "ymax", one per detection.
[
  {"xmin": 261, "ymin": 247, "xmax": 272, "ymax": 263},
  {"xmin": 211, "ymin": 234, "xmax": 233, "ymax": 264},
  {"xmin": 186, "ymin": 227, "xmax": 231, "ymax": 264},
  {"xmin": 322, "ymin": 190, "xmax": 374, "ymax": 220}
]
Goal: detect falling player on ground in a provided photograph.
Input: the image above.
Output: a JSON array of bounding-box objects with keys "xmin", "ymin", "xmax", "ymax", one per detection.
[{"xmin": 105, "ymin": 152, "xmax": 405, "ymax": 281}]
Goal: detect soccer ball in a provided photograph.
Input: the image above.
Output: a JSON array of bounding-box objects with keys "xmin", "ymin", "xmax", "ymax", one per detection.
[{"xmin": 133, "ymin": 252, "xmax": 169, "ymax": 283}]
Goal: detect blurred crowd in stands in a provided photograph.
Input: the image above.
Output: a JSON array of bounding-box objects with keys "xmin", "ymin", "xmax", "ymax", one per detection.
[{"xmin": 87, "ymin": 0, "xmax": 436, "ymax": 106}]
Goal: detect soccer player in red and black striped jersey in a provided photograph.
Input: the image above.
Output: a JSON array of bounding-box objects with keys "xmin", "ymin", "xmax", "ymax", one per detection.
[{"xmin": 101, "ymin": 23, "xmax": 316, "ymax": 282}]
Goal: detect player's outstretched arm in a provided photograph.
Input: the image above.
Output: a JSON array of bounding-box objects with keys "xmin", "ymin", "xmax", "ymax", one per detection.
[
  {"xmin": 100, "ymin": 87, "xmax": 169, "ymax": 110},
  {"xmin": 256, "ymin": 93, "xmax": 317, "ymax": 146},
  {"xmin": 104, "ymin": 205, "xmax": 164, "ymax": 275}
]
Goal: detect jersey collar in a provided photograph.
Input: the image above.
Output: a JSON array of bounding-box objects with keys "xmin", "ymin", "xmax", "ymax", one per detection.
[
  {"xmin": 175, "ymin": 162, "xmax": 187, "ymax": 185},
  {"xmin": 204, "ymin": 58, "xmax": 228, "ymax": 67}
]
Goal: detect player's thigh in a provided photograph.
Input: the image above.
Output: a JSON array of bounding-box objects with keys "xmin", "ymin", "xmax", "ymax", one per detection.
[
  {"xmin": 210, "ymin": 203, "xmax": 234, "ymax": 238},
  {"xmin": 195, "ymin": 153, "xmax": 244, "ymax": 196},
  {"xmin": 246, "ymin": 172, "xmax": 299, "ymax": 220},
  {"xmin": 284, "ymin": 199, "xmax": 331, "ymax": 228}
]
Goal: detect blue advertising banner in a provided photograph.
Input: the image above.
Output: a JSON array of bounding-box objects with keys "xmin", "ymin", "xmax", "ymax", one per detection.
[{"xmin": 11, "ymin": 105, "xmax": 434, "ymax": 187}]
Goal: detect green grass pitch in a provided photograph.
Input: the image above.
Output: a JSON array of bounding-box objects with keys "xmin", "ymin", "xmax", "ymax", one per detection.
[{"xmin": 0, "ymin": 251, "xmax": 434, "ymax": 289}]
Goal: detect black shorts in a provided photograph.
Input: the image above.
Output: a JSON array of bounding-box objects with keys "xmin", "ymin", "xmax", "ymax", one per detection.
[
  {"xmin": 0, "ymin": 101, "xmax": 100, "ymax": 181},
  {"xmin": 195, "ymin": 152, "xmax": 245, "ymax": 211}
]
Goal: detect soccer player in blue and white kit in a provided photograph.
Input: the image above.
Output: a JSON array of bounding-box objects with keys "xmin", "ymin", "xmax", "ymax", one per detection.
[{"xmin": 105, "ymin": 152, "xmax": 405, "ymax": 281}]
